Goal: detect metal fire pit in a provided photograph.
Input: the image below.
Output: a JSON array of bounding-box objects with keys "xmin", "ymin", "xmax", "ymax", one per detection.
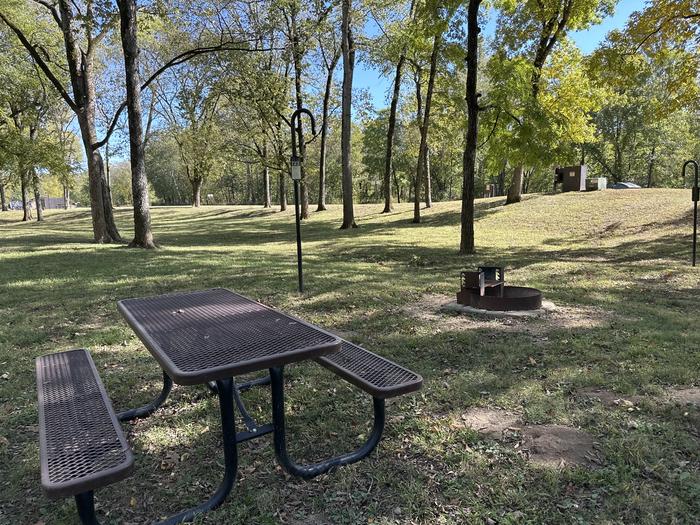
[{"xmin": 457, "ymin": 268, "xmax": 543, "ymax": 311}]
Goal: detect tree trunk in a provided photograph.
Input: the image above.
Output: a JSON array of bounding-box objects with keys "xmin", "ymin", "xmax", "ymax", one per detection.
[
  {"xmin": 318, "ymin": 53, "xmax": 339, "ymax": 212},
  {"xmin": 506, "ymin": 166, "xmax": 524, "ymax": 204},
  {"xmin": 424, "ymin": 145, "xmax": 432, "ymax": 208},
  {"xmin": 460, "ymin": 0, "xmax": 481, "ymax": 254},
  {"xmin": 393, "ymin": 167, "xmax": 401, "ymax": 204},
  {"xmin": 0, "ymin": 183, "xmax": 7, "ymax": 211},
  {"xmin": 192, "ymin": 177, "xmax": 203, "ymax": 207},
  {"xmin": 414, "ymin": 33, "xmax": 441, "ymax": 224},
  {"xmin": 32, "ymin": 168, "xmax": 43, "ymax": 222},
  {"xmin": 262, "ymin": 145, "xmax": 271, "ymax": 208},
  {"xmin": 383, "ymin": 53, "xmax": 406, "ymax": 213},
  {"xmin": 118, "ymin": 0, "xmax": 155, "ymax": 248},
  {"xmin": 646, "ymin": 145, "xmax": 656, "ymax": 188},
  {"xmin": 63, "ymin": 185, "xmax": 70, "ymax": 209},
  {"xmin": 21, "ymin": 171, "xmax": 32, "ymax": 221},
  {"xmin": 279, "ymin": 173, "xmax": 287, "ymax": 211},
  {"xmin": 339, "ymin": 0, "xmax": 357, "ymax": 229}
]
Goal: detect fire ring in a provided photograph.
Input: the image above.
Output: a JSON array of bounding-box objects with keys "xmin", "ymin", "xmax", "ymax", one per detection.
[
  {"xmin": 464, "ymin": 286, "xmax": 542, "ymax": 311},
  {"xmin": 456, "ymin": 267, "xmax": 543, "ymax": 312}
]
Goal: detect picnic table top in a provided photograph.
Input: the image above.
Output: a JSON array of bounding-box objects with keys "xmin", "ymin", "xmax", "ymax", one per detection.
[{"xmin": 118, "ymin": 288, "xmax": 341, "ymax": 385}]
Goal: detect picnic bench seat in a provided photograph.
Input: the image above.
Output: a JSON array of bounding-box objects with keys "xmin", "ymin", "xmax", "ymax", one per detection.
[
  {"xmin": 314, "ymin": 340, "xmax": 422, "ymax": 398},
  {"xmin": 36, "ymin": 349, "xmax": 133, "ymax": 523}
]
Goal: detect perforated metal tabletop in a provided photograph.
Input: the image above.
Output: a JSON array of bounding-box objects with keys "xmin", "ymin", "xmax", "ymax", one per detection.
[{"xmin": 118, "ymin": 288, "xmax": 341, "ymax": 385}]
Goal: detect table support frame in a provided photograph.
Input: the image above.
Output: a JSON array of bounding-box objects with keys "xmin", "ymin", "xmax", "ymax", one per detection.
[
  {"xmin": 118, "ymin": 371, "xmax": 173, "ymax": 422},
  {"xmin": 269, "ymin": 366, "xmax": 385, "ymax": 479}
]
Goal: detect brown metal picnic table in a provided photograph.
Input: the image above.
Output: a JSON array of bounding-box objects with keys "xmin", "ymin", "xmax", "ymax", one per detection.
[
  {"xmin": 117, "ymin": 288, "xmax": 341, "ymax": 524},
  {"xmin": 35, "ymin": 287, "xmax": 421, "ymax": 524}
]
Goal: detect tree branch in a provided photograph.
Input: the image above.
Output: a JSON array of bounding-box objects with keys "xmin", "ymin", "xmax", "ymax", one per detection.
[
  {"xmin": 30, "ymin": 0, "xmax": 62, "ymax": 26},
  {"xmin": 0, "ymin": 10, "xmax": 76, "ymax": 112},
  {"xmin": 94, "ymin": 40, "xmax": 279, "ymax": 149}
]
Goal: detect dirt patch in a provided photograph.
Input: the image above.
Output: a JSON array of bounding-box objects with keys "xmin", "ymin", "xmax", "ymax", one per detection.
[
  {"xmin": 667, "ymin": 388, "xmax": 700, "ymax": 406},
  {"xmin": 286, "ymin": 513, "xmax": 332, "ymax": 525},
  {"xmin": 401, "ymin": 293, "xmax": 609, "ymax": 336},
  {"xmin": 457, "ymin": 408, "xmax": 521, "ymax": 438},
  {"xmin": 577, "ymin": 387, "xmax": 644, "ymax": 408},
  {"xmin": 457, "ymin": 408, "xmax": 600, "ymax": 468},
  {"xmin": 521, "ymin": 425, "xmax": 600, "ymax": 468}
]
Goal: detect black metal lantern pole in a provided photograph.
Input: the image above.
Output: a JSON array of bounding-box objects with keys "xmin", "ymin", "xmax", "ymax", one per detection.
[
  {"xmin": 683, "ymin": 160, "xmax": 699, "ymax": 267},
  {"xmin": 289, "ymin": 109, "xmax": 316, "ymax": 292}
]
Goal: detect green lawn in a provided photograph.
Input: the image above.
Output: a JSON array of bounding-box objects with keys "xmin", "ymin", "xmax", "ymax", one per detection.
[{"xmin": 0, "ymin": 190, "xmax": 698, "ymax": 524}]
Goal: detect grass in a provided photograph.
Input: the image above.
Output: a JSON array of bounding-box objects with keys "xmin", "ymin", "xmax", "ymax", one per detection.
[{"xmin": 0, "ymin": 189, "xmax": 698, "ymax": 524}]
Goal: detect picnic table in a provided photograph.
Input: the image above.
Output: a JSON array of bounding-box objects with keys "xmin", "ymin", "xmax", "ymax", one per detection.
[{"xmin": 36, "ymin": 288, "xmax": 422, "ymax": 524}]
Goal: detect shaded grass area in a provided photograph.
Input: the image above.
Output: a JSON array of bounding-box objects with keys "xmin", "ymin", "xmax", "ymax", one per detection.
[{"xmin": 0, "ymin": 189, "xmax": 698, "ymax": 524}]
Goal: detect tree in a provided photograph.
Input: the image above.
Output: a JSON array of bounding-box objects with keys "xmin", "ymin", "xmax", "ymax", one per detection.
[
  {"xmin": 460, "ymin": 0, "xmax": 482, "ymax": 254},
  {"xmin": 154, "ymin": 56, "xmax": 224, "ymax": 207},
  {"xmin": 586, "ymin": 40, "xmax": 697, "ymax": 186},
  {"xmin": 339, "ymin": 0, "xmax": 357, "ymax": 229},
  {"xmin": 492, "ymin": 0, "xmax": 614, "ymax": 204},
  {"xmin": 0, "ymin": 23, "xmax": 69, "ymax": 222},
  {"xmin": 371, "ymin": 0, "xmax": 416, "ymax": 214},
  {"xmin": 314, "ymin": 7, "xmax": 341, "ymax": 212},
  {"xmin": 117, "ymin": 0, "xmax": 155, "ymax": 248},
  {"xmin": 412, "ymin": 28, "xmax": 442, "ymax": 223},
  {"xmin": 0, "ymin": 0, "xmax": 122, "ymax": 241}
]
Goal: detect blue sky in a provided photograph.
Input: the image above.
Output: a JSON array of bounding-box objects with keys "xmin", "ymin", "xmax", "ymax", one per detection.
[{"xmin": 354, "ymin": 0, "xmax": 639, "ymax": 109}]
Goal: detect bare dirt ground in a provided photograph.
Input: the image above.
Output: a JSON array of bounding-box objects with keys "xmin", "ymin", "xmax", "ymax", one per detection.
[
  {"xmin": 667, "ymin": 388, "xmax": 700, "ymax": 406},
  {"xmin": 402, "ymin": 294, "xmax": 610, "ymax": 337},
  {"xmin": 576, "ymin": 387, "xmax": 645, "ymax": 408},
  {"xmin": 454, "ymin": 408, "xmax": 601, "ymax": 469}
]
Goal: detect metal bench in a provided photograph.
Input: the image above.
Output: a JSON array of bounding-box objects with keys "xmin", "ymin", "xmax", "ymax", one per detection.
[
  {"xmin": 270, "ymin": 339, "xmax": 422, "ymax": 479},
  {"xmin": 315, "ymin": 340, "xmax": 423, "ymax": 398},
  {"xmin": 36, "ymin": 349, "xmax": 134, "ymax": 525}
]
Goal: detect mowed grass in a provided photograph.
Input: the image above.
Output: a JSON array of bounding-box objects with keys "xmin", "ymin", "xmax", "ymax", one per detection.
[{"xmin": 0, "ymin": 189, "xmax": 698, "ymax": 524}]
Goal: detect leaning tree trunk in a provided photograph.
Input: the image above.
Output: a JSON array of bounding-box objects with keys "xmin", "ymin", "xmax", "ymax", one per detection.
[
  {"xmin": 506, "ymin": 166, "xmax": 524, "ymax": 204},
  {"xmin": 383, "ymin": 53, "xmax": 406, "ymax": 214},
  {"xmin": 460, "ymin": 0, "xmax": 482, "ymax": 254},
  {"xmin": 118, "ymin": 0, "xmax": 155, "ymax": 248},
  {"xmin": 339, "ymin": 0, "xmax": 357, "ymax": 229},
  {"xmin": 78, "ymin": 98, "xmax": 120, "ymax": 242},
  {"xmin": 32, "ymin": 169, "xmax": 43, "ymax": 222},
  {"xmin": 317, "ymin": 53, "xmax": 339, "ymax": 212},
  {"xmin": 414, "ymin": 33, "xmax": 441, "ymax": 224}
]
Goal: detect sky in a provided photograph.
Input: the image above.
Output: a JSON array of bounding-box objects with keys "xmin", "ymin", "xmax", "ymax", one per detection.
[{"xmin": 354, "ymin": 0, "xmax": 640, "ymax": 109}]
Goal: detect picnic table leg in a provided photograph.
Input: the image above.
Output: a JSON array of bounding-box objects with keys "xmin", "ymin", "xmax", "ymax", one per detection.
[
  {"xmin": 155, "ymin": 377, "xmax": 238, "ymax": 525},
  {"xmin": 75, "ymin": 491, "xmax": 99, "ymax": 525},
  {"xmin": 118, "ymin": 371, "xmax": 173, "ymax": 422},
  {"xmin": 269, "ymin": 366, "xmax": 385, "ymax": 480}
]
